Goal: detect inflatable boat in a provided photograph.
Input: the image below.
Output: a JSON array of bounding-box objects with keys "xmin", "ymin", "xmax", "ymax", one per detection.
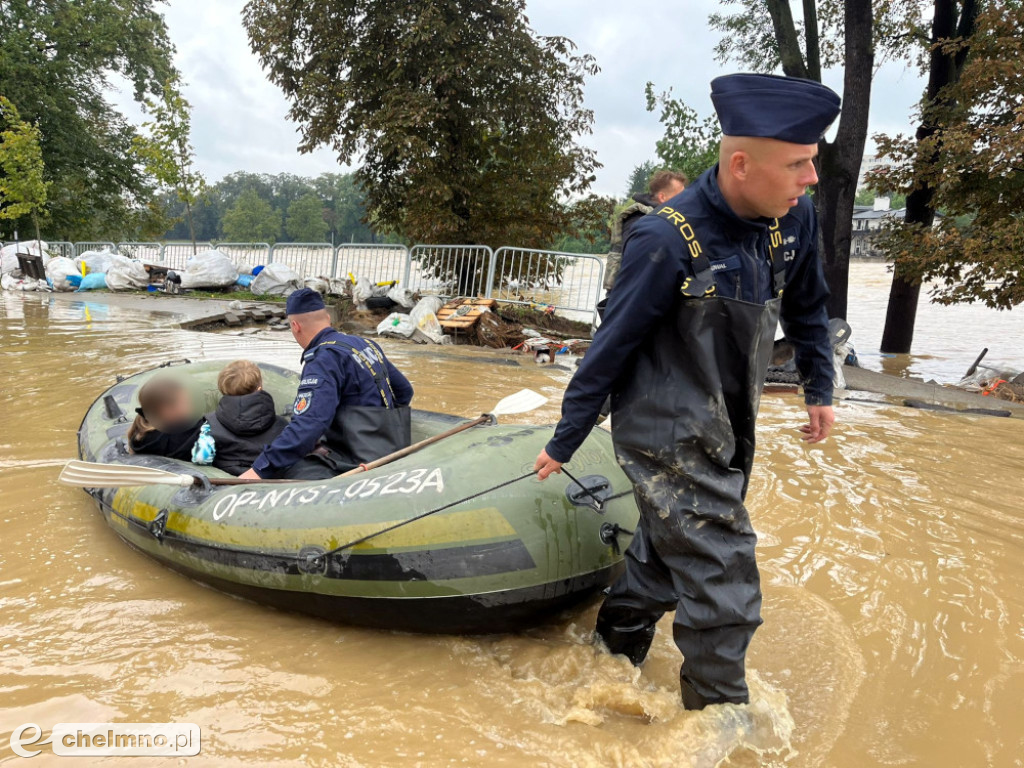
[{"xmin": 74, "ymin": 360, "xmax": 639, "ymax": 633}]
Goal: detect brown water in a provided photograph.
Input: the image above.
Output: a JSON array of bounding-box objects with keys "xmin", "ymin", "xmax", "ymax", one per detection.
[{"xmin": 1, "ymin": 286, "xmax": 1023, "ymax": 767}]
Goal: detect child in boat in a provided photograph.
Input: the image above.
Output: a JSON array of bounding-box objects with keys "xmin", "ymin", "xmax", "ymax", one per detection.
[
  {"xmin": 201, "ymin": 360, "xmax": 288, "ymax": 476},
  {"xmin": 126, "ymin": 377, "xmax": 204, "ymax": 461}
]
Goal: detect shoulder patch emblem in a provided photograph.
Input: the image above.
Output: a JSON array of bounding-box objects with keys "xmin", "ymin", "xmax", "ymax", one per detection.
[{"xmin": 293, "ymin": 391, "xmax": 313, "ymax": 416}]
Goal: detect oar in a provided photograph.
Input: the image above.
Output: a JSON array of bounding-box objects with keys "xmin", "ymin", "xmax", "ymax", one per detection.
[
  {"xmin": 58, "ymin": 460, "xmax": 292, "ymax": 488},
  {"xmin": 338, "ymin": 388, "xmax": 548, "ymax": 477}
]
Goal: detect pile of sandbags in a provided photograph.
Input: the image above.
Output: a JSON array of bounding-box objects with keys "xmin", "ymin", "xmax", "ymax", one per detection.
[
  {"xmin": 376, "ymin": 295, "xmax": 447, "ymax": 344},
  {"xmin": 178, "ymin": 249, "xmax": 239, "ymax": 289},
  {"xmin": 250, "ymin": 262, "xmax": 302, "ymax": 296}
]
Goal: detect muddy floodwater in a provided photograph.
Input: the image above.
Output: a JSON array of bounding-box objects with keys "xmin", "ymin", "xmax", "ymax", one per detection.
[{"xmin": 2, "ymin": 263, "xmax": 1023, "ymax": 767}]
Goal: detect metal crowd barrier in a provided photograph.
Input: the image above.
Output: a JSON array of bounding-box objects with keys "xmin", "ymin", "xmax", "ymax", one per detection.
[
  {"xmin": 267, "ymin": 242, "xmax": 334, "ymax": 277},
  {"xmin": 73, "ymin": 241, "xmax": 116, "ymax": 257},
  {"xmin": 216, "ymin": 242, "xmax": 271, "ymax": 268},
  {"xmin": 407, "ymin": 244, "xmax": 494, "ymax": 298},
  {"xmin": 9, "ymin": 238, "xmax": 607, "ymax": 320},
  {"xmin": 489, "ymin": 247, "xmax": 605, "ymax": 322},
  {"xmin": 159, "ymin": 242, "xmax": 213, "ymax": 269},
  {"xmin": 334, "ymin": 243, "xmax": 408, "ymax": 283},
  {"xmin": 116, "ymin": 242, "xmax": 162, "ymax": 262}
]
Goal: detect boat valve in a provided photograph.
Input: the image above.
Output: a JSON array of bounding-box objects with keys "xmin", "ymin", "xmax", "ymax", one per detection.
[
  {"xmin": 600, "ymin": 522, "xmax": 635, "ymax": 555},
  {"xmin": 298, "ymin": 546, "xmax": 328, "ymax": 575}
]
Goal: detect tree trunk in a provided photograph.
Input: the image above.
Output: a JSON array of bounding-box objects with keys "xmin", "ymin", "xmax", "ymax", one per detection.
[
  {"xmin": 880, "ymin": 0, "xmax": 978, "ymax": 353},
  {"xmin": 184, "ymin": 197, "xmax": 197, "ymax": 254},
  {"xmin": 814, "ymin": 0, "xmax": 874, "ymax": 320}
]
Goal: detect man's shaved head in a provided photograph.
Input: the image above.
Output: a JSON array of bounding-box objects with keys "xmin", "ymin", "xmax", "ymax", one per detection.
[
  {"xmin": 287, "ymin": 308, "xmax": 332, "ymax": 349},
  {"xmin": 718, "ymin": 135, "xmax": 819, "ymax": 219}
]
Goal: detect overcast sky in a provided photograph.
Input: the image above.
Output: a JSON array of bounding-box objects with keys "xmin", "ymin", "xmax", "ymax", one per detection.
[{"xmin": 118, "ymin": 0, "xmax": 927, "ymax": 198}]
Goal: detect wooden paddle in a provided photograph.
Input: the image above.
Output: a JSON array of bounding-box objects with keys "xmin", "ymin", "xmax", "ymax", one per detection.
[
  {"xmin": 338, "ymin": 388, "xmax": 548, "ymax": 477},
  {"xmin": 58, "ymin": 389, "xmax": 548, "ymax": 489}
]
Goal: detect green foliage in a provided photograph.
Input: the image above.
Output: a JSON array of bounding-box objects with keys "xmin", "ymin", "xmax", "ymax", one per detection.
[
  {"xmin": 221, "ymin": 189, "xmax": 282, "ymax": 244},
  {"xmin": 550, "ymin": 196, "xmax": 616, "ymax": 254},
  {"xmin": 0, "ymin": 0, "xmax": 177, "ymax": 240},
  {"xmin": 286, "ymin": 193, "xmax": 329, "ymax": 242},
  {"xmin": 870, "ymin": 1, "xmax": 1023, "ymax": 309},
  {"xmin": 132, "ymin": 75, "xmax": 206, "ymax": 245},
  {"xmin": 243, "ymin": 0, "xmax": 600, "ymax": 251},
  {"xmin": 644, "ymin": 84, "xmax": 721, "ymax": 184},
  {"xmin": 626, "ymin": 161, "xmax": 658, "ymax": 199},
  {"xmin": 855, "ymin": 188, "xmax": 907, "ymax": 209},
  {"xmin": 0, "ymin": 97, "xmax": 49, "ymax": 240}
]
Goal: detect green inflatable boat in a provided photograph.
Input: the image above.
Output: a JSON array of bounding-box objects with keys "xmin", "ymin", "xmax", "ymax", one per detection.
[{"xmin": 75, "ymin": 360, "xmax": 639, "ymax": 633}]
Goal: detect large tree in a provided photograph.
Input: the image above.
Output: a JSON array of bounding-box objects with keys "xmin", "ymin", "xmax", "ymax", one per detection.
[
  {"xmin": 644, "ymin": 84, "xmax": 722, "ymax": 185},
  {"xmin": 873, "ymin": 0, "xmax": 988, "ymax": 353},
  {"xmin": 221, "ymin": 189, "xmax": 282, "ymax": 244},
  {"xmin": 0, "ymin": 0, "xmax": 177, "ymax": 240},
  {"xmin": 0, "ymin": 97, "xmax": 49, "ymax": 243},
  {"xmin": 242, "ymin": 0, "xmax": 600, "ymax": 249},
  {"xmin": 286, "ymin": 193, "xmax": 329, "ymax": 243},
  {"xmin": 707, "ymin": 0, "xmax": 892, "ymax": 319},
  {"xmin": 132, "ymin": 75, "xmax": 206, "ymax": 250}
]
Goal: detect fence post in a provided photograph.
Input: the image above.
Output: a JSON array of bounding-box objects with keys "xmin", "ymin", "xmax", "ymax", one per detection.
[{"xmin": 483, "ymin": 246, "xmax": 498, "ymax": 299}]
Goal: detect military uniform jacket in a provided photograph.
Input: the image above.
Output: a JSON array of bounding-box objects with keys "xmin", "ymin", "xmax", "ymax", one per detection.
[{"xmin": 547, "ymin": 165, "xmax": 833, "ymax": 463}]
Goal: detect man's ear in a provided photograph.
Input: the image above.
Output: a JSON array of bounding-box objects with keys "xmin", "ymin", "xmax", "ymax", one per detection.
[{"xmin": 728, "ymin": 150, "xmax": 750, "ymax": 181}]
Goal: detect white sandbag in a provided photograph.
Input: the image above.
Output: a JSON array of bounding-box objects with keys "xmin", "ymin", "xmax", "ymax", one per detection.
[
  {"xmin": 352, "ymin": 276, "xmax": 373, "ymax": 307},
  {"xmin": 326, "ymin": 277, "xmax": 349, "ymax": 296},
  {"xmin": 376, "ymin": 312, "xmax": 416, "ymax": 339},
  {"xmin": 409, "ymin": 296, "xmax": 445, "ymax": 344},
  {"xmin": 304, "ymin": 277, "xmax": 330, "ymax": 295},
  {"xmin": 1, "ymin": 240, "xmax": 49, "ymax": 276},
  {"xmin": 45, "ymin": 257, "xmax": 79, "ymax": 291},
  {"xmin": 74, "ymin": 249, "xmax": 114, "ymax": 275},
  {"xmin": 179, "ymin": 249, "xmax": 238, "ymax": 289},
  {"xmin": 250, "ymin": 263, "xmax": 302, "ymax": 297},
  {"xmin": 105, "ymin": 254, "xmax": 150, "ymax": 291},
  {"xmin": 1, "ymin": 274, "xmax": 50, "ymax": 292},
  {"xmin": 387, "ymin": 285, "xmax": 415, "ymax": 310}
]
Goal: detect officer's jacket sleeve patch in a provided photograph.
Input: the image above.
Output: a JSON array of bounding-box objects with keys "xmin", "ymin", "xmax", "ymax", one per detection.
[{"xmin": 293, "ymin": 391, "xmax": 313, "ymax": 415}]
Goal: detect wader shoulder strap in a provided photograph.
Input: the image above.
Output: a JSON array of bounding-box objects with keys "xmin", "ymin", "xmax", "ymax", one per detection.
[
  {"xmin": 311, "ymin": 339, "xmax": 397, "ymax": 408},
  {"xmin": 653, "ymin": 205, "xmax": 787, "ymax": 298},
  {"xmin": 766, "ymin": 219, "xmax": 787, "ymax": 297}
]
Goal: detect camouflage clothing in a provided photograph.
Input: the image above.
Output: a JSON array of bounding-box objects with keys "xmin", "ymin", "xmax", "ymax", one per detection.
[{"xmin": 604, "ymin": 193, "xmax": 656, "ymax": 291}]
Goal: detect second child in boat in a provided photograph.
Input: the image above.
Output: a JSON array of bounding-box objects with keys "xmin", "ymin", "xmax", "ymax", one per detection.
[{"xmin": 126, "ymin": 377, "xmax": 204, "ymax": 461}]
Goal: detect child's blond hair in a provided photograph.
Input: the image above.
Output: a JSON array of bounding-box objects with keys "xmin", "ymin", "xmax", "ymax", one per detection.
[{"xmin": 218, "ymin": 360, "xmax": 263, "ymax": 397}]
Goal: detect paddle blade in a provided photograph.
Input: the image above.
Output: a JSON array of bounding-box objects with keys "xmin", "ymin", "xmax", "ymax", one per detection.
[
  {"xmin": 489, "ymin": 388, "xmax": 548, "ymax": 416},
  {"xmin": 59, "ymin": 460, "xmax": 196, "ymax": 489}
]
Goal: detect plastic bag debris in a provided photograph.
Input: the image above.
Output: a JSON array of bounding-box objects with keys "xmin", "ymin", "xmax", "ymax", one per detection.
[
  {"xmin": 386, "ymin": 285, "xmax": 415, "ymax": 309},
  {"xmin": 45, "ymin": 257, "xmax": 79, "ymax": 291},
  {"xmin": 1, "ymin": 274, "xmax": 50, "ymax": 291},
  {"xmin": 376, "ymin": 312, "xmax": 416, "ymax": 339},
  {"xmin": 304, "ymin": 277, "xmax": 330, "ymax": 295},
  {"xmin": 75, "ymin": 272, "xmax": 108, "ymax": 291},
  {"xmin": 250, "ymin": 262, "xmax": 302, "ymax": 297},
  {"xmin": 178, "ymin": 249, "xmax": 238, "ymax": 289},
  {"xmin": 74, "ymin": 249, "xmax": 115, "ymax": 276},
  {"xmin": 409, "ymin": 296, "xmax": 446, "ymax": 344},
  {"xmin": 0, "ymin": 240, "xmax": 49, "ymax": 276},
  {"xmin": 105, "ymin": 254, "xmax": 150, "ymax": 291}
]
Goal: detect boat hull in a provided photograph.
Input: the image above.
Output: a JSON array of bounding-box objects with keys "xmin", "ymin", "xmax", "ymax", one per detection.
[{"xmin": 77, "ymin": 360, "xmax": 639, "ymax": 633}]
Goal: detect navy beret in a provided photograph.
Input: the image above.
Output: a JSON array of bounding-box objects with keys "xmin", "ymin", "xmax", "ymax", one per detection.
[
  {"xmin": 711, "ymin": 73, "xmax": 841, "ymax": 144},
  {"xmin": 286, "ymin": 287, "xmax": 326, "ymax": 315}
]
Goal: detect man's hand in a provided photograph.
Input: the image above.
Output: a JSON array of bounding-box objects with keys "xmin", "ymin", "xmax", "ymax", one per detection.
[
  {"xmin": 533, "ymin": 449, "xmax": 563, "ymax": 480},
  {"xmin": 238, "ymin": 468, "xmax": 261, "ymax": 480},
  {"xmin": 800, "ymin": 405, "xmax": 835, "ymax": 443}
]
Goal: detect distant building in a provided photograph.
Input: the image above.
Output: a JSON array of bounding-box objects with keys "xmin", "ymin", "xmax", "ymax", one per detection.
[
  {"xmin": 851, "ymin": 196, "xmax": 942, "ymax": 260},
  {"xmin": 858, "ymin": 154, "xmax": 900, "ymax": 189}
]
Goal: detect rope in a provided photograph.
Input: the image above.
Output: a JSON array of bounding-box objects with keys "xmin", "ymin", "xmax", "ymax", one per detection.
[{"xmin": 315, "ymin": 470, "xmax": 537, "ymax": 560}]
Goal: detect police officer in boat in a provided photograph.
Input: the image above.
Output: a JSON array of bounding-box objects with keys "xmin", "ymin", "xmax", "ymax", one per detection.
[
  {"xmin": 534, "ymin": 73, "xmax": 840, "ymax": 710},
  {"xmin": 239, "ymin": 288, "xmax": 414, "ymax": 481}
]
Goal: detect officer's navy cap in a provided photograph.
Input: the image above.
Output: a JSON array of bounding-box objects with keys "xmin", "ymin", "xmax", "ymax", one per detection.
[
  {"xmin": 711, "ymin": 73, "xmax": 841, "ymax": 145},
  {"xmin": 286, "ymin": 287, "xmax": 326, "ymax": 315}
]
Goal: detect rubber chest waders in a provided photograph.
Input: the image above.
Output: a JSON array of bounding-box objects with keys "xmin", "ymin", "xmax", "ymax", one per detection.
[
  {"xmin": 596, "ymin": 206, "xmax": 786, "ymax": 709},
  {"xmin": 311, "ymin": 338, "xmax": 412, "ymax": 470}
]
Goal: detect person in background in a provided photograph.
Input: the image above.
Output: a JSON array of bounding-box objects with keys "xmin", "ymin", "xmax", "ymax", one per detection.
[
  {"xmin": 534, "ymin": 73, "xmax": 839, "ymax": 710},
  {"xmin": 238, "ymin": 288, "xmax": 414, "ymax": 480},
  {"xmin": 195, "ymin": 360, "xmax": 288, "ymax": 476},
  {"xmin": 602, "ymin": 169, "xmax": 688, "ymax": 299},
  {"xmin": 126, "ymin": 377, "xmax": 204, "ymax": 461}
]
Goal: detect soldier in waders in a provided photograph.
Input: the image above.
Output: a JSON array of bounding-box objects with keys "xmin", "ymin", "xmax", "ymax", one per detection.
[{"xmin": 534, "ymin": 73, "xmax": 840, "ymax": 710}]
